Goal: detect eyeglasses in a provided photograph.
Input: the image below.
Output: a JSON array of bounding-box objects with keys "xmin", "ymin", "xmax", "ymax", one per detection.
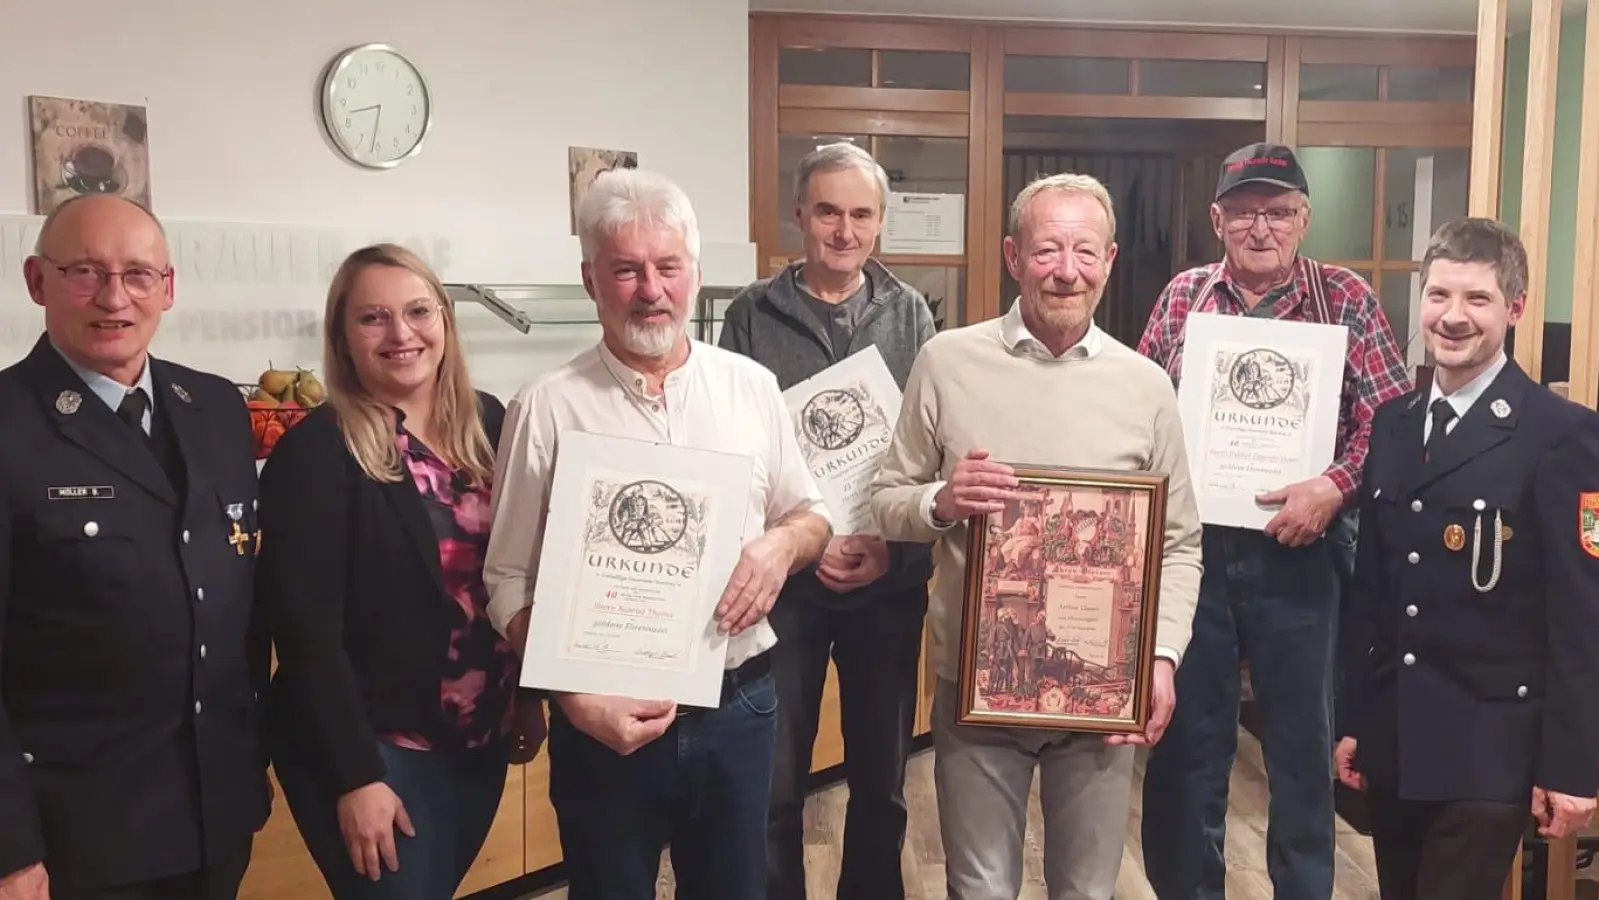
[
  {"xmin": 1220, "ymin": 206, "xmax": 1303, "ymax": 232},
  {"xmin": 352, "ymin": 300, "xmax": 443, "ymax": 333},
  {"xmin": 42, "ymin": 256, "xmax": 172, "ymax": 299}
]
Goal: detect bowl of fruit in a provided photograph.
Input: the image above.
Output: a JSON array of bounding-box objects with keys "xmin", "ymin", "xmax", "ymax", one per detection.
[{"xmin": 238, "ymin": 363, "xmax": 326, "ymax": 459}]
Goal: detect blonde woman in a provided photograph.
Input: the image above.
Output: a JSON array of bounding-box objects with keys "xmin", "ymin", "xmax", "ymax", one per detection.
[{"xmin": 256, "ymin": 244, "xmax": 539, "ymax": 898}]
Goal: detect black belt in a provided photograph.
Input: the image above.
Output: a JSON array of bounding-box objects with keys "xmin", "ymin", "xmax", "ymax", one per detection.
[
  {"xmin": 723, "ymin": 651, "xmax": 771, "ymax": 693},
  {"xmin": 681, "ymin": 651, "xmax": 771, "ymax": 714}
]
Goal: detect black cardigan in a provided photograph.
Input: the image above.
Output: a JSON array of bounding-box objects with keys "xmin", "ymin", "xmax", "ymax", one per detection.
[{"xmin": 256, "ymin": 392, "xmax": 506, "ymax": 794}]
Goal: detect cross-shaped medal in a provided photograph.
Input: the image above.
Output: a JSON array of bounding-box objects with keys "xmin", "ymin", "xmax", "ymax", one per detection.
[{"xmin": 229, "ymin": 522, "xmax": 250, "ymax": 556}]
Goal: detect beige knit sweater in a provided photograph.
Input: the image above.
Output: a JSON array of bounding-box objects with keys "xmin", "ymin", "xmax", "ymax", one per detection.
[{"xmin": 868, "ymin": 316, "xmax": 1204, "ymax": 683}]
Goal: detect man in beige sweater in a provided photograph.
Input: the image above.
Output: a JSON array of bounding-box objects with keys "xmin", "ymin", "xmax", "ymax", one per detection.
[{"xmin": 869, "ymin": 172, "xmax": 1203, "ymax": 900}]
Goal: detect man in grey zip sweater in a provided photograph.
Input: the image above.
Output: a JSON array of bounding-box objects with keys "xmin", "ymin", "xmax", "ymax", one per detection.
[{"xmin": 719, "ymin": 142, "xmax": 937, "ymax": 900}]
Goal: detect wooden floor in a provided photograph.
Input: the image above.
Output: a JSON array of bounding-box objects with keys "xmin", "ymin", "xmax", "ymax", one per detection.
[{"xmin": 530, "ymin": 724, "xmax": 1383, "ymax": 899}]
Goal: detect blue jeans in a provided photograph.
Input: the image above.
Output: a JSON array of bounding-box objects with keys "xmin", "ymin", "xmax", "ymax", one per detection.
[
  {"xmin": 270, "ymin": 732, "xmax": 508, "ymax": 900},
  {"xmin": 1142, "ymin": 525, "xmax": 1339, "ymax": 900},
  {"xmin": 548, "ymin": 667, "xmax": 780, "ymax": 900}
]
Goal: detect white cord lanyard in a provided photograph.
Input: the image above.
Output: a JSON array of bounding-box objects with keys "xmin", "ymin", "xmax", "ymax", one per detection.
[{"xmin": 1471, "ymin": 509, "xmax": 1504, "ymax": 593}]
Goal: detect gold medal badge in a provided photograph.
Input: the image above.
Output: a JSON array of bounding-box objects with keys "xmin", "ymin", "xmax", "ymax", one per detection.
[{"xmin": 1444, "ymin": 523, "xmax": 1466, "ymax": 552}]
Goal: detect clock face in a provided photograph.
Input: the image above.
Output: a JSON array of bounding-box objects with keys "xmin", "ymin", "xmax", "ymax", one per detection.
[{"xmin": 321, "ymin": 44, "xmax": 431, "ymax": 168}]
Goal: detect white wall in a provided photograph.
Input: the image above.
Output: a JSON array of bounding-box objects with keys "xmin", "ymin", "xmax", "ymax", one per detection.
[{"xmin": 0, "ymin": 0, "xmax": 754, "ymax": 400}]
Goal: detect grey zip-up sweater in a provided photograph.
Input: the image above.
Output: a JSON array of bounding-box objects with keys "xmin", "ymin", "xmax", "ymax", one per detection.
[{"xmin": 719, "ymin": 258, "xmax": 938, "ymax": 609}]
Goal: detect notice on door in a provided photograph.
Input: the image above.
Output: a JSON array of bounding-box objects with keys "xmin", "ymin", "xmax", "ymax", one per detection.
[{"xmin": 882, "ymin": 192, "xmax": 965, "ymax": 255}]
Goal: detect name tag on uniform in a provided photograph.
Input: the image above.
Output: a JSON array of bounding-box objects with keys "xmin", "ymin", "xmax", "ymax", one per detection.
[{"xmin": 47, "ymin": 486, "xmax": 115, "ymax": 500}]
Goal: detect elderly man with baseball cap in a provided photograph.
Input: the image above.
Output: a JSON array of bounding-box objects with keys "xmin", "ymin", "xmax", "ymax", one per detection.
[{"xmin": 1136, "ymin": 143, "xmax": 1411, "ymax": 900}]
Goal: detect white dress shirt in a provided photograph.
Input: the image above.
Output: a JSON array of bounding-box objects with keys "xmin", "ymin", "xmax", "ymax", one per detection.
[
  {"xmin": 484, "ymin": 338, "xmax": 832, "ymax": 670},
  {"xmin": 1424, "ymin": 352, "xmax": 1508, "ymax": 444},
  {"xmin": 998, "ymin": 296, "xmax": 1105, "ymax": 364}
]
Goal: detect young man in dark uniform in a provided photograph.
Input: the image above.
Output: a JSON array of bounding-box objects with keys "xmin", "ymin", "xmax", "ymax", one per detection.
[
  {"xmin": 1337, "ymin": 217, "xmax": 1599, "ymax": 900},
  {"xmin": 719, "ymin": 141, "xmax": 937, "ymax": 900},
  {"xmin": 0, "ymin": 195, "xmax": 269, "ymax": 900}
]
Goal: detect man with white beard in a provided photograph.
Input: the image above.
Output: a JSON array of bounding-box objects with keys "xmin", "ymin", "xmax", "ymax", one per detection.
[{"xmin": 482, "ymin": 168, "xmax": 833, "ymax": 899}]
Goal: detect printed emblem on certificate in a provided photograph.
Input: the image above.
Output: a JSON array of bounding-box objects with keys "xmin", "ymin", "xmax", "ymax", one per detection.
[
  {"xmin": 1175, "ymin": 312, "xmax": 1348, "ymax": 531},
  {"xmin": 955, "ymin": 466, "xmax": 1167, "ymax": 735},
  {"xmin": 782, "ymin": 345, "xmax": 903, "ymax": 535},
  {"xmin": 519, "ymin": 430, "xmax": 756, "ymax": 707}
]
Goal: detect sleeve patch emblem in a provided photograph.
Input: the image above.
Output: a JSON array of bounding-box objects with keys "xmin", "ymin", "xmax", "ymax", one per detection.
[{"xmin": 1581, "ymin": 493, "xmax": 1599, "ymax": 558}]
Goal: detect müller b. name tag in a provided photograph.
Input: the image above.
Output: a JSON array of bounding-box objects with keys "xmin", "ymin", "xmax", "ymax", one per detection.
[{"xmin": 48, "ymin": 486, "xmax": 115, "ymax": 500}]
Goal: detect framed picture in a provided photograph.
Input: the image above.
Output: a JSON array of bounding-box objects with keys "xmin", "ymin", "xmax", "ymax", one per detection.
[
  {"xmin": 956, "ymin": 466, "xmax": 1167, "ymax": 734},
  {"xmin": 568, "ymin": 146, "xmax": 638, "ymax": 234},
  {"xmin": 28, "ymin": 95, "xmax": 152, "ymax": 215}
]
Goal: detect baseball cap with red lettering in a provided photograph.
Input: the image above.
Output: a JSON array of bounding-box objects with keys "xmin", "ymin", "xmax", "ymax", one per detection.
[{"xmin": 1214, "ymin": 142, "xmax": 1310, "ymax": 200}]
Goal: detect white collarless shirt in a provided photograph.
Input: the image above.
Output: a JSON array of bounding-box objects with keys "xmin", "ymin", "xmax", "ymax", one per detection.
[{"xmin": 484, "ymin": 339, "xmax": 832, "ymax": 669}]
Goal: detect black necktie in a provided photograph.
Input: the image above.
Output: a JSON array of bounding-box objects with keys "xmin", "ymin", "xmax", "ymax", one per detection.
[
  {"xmin": 1424, "ymin": 397, "xmax": 1457, "ymax": 461},
  {"xmin": 117, "ymin": 387, "xmax": 149, "ymax": 434}
]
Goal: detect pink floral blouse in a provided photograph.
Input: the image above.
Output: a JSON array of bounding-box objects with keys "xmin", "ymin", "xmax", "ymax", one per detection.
[{"xmin": 383, "ymin": 430, "xmax": 518, "ymax": 751}]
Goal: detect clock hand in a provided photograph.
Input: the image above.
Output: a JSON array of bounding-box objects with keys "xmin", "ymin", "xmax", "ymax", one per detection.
[{"xmin": 370, "ymin": 105, "xmax": 383, "ymax": 152}]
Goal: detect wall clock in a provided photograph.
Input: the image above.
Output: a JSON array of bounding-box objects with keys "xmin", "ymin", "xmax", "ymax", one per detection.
[{"xmin": 320, "ymin": 43, "xmax": 432, "ymax": 169}]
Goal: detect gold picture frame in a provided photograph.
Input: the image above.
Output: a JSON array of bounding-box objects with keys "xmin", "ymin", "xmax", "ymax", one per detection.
[{"xmin": 956, "ymin": 465, "xmax": 1167, "ymax": 734}]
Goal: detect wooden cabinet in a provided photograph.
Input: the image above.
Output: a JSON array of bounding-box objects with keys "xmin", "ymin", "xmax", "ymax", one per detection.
[{"xmin": 238, "ymin": 625, "xmax": 938, "ymax": 898}]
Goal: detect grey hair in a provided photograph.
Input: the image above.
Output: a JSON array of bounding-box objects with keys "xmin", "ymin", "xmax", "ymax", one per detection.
[
  {"xmin": 576, "ymin": 168, "xmax": 701, "ymax": 263},
  {"xmin": 793, "ymin": 141, "xmax": 891, "ymax": 213},
  {"xmin": 1008, "ymin": 172, "xmax": 1118, "ymax": 244},
  {"xmin": 34, "ymin": 193, "xmax": 166, "ymax": 254}
]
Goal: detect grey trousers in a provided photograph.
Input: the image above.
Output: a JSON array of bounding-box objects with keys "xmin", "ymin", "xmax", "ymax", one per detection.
[{"xmin": 932, "ymin": 679, "xmax": 1134, "ymax": 900}]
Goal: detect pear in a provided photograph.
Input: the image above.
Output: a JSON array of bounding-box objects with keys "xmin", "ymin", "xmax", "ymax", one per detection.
[
  {"xmin": 294, "ymin": 370, "xmax": 326, "ymax": 407},
  {"xmin": 247, "ymin": 387, "xmax": 279, "ymax": 407},
  {"xmin": 258, "ymin": 362, "xmax": 296, "ymax": 398}
]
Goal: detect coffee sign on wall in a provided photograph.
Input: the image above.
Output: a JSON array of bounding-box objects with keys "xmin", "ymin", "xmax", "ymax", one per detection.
[{"xmin": 27, "ymin": 95, "xmax": 153, "ymax": 216}]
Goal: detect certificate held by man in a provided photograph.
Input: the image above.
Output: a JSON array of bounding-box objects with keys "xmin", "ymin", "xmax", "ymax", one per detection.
[
  {"xmin": 518, "ymin": 429, "xmax": 755, "ymax": 708},
  {"xmin": 1176, "ymin": 312, "xmax": 1348, "ymax": 530},
  {"xmin": 781, "ymin": 344, "xmax": 903, "ymax": 535}
]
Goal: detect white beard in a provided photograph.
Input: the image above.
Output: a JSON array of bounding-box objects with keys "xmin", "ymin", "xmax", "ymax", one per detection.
[{"xmin": 622, "ymin": 317, "xmax": 684, "ymax": 357}]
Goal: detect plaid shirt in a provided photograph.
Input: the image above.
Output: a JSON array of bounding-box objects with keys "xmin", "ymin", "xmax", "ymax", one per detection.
[{"xmin": 1137, "ymin": 257, "xmax": 1412, "ymax": 504}]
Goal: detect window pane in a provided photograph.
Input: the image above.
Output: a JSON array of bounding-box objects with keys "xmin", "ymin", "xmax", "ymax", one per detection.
[
  {"xmin": 1139, "ymin": 60, "xmax": 1265, "ymax": 98},
  {"xmin": 778, "ymin": 134, "xmax": 867, "ymax": 255},
  {"xmin": 1297, "ymin": 147, "xmax": 1375, "ymax": 261},
  {"xmin": 878, "ymin": 50, "xmax": 970, "ymax": 90},
  {"xmin": 877, "ymin": 136, "xmax": 969, "ymax": 197},
  {"xmin": 888, "ymin": 265, "xmax": 967, "ymax": 330},
  {"xmin": 1383, "ymin": 148, "xmax": 1469, "ymax": 261},
  {"xmin": 1300, "ymin": 64, "xmax": 1379, "ymax": 100},
  {"xmin": 780, "ymin": 48, "xmax": 870, "ymax": 86},
  {"xmin": 1386, "ymin": 67, "xmax": 1473, "ymax": 103},
  {"xmin": 1005, "ymin": 56, "xmax": 1130, "ymax": 94},
  {"xmin": 1379, "ymin": 270, "xmax": 1421, "ymax": 352}
]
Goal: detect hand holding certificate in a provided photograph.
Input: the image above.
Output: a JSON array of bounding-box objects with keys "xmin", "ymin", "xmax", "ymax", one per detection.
[
  {"xmin": 518, "ymin": 430, "xmax": 757, "ymax": 708},
  {"xmin": 782, "ymin": 346, "xmax": 903, "ymax": 536},
  {"xmin": 1175, "ymin": 313, "xmax": 1349, "ymax": 531}
]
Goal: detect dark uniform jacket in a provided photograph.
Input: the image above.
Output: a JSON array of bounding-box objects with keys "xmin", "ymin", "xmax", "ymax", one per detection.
[
  {"xmin": 0, "ymin": 336, "xmax": 270, "ymax": 889},
  {"xmin": 1342, "ymin": 359, "xmax": 1599, "ymax": 804}
]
